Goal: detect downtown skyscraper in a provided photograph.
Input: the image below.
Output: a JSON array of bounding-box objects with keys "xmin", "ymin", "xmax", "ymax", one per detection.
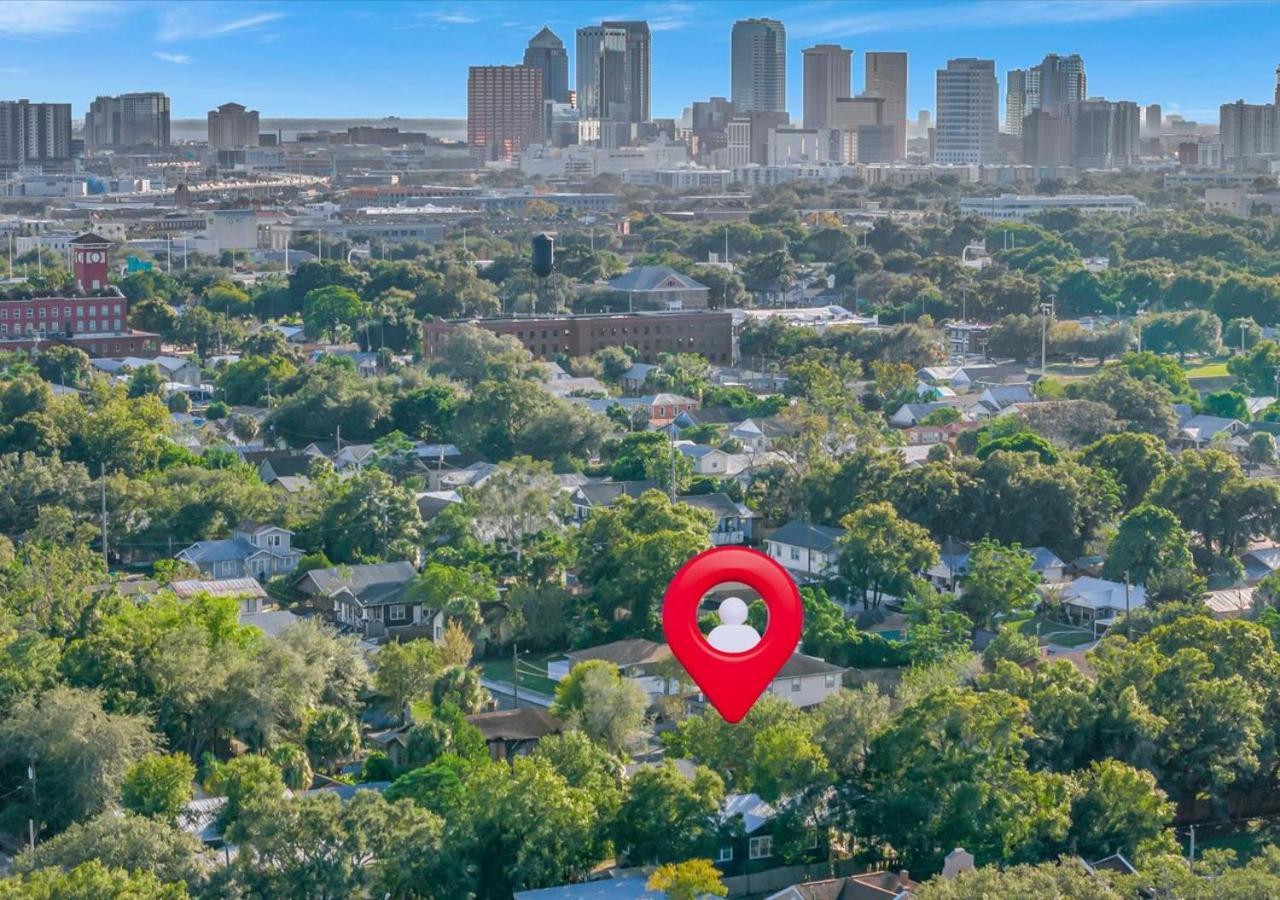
[
  {"xmin": 802, "ymin": 44, "xmax": 851, "ymax": 129},
  {"xmin": 0, "ymin": 100, "xmax": 72, "ymax": 168},
  {"xmin": 1006, "ymin": 53, "xmax": 1086, "ymax": 135},
  {"xmin": 576, "ymin": 21, "xmax": 650, "ymax": 124},
  {"xmin": 523, "ymin": 27, "xmax": 570, "ymax": 105},
  {"xmin": 864, "ymin": 51, "xmax": 908, "ymax": 160},
  {"xmin": 934, "ymin": 58, "xmax": 999, "ymax": 165},
  {"xmin": 731, "ymin": 18, "xmax": 787, "ymax": 115}
]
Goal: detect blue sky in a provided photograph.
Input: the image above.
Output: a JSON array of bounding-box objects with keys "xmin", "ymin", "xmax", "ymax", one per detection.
[{"xmin": 1, "ymin": 1, "xmax": 1277, "ymax": 124}]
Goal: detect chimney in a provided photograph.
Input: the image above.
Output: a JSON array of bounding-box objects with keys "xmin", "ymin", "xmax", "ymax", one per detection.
[{"xmin": 899, "ymin": 870, "xmax": 910, "ymax": 886}]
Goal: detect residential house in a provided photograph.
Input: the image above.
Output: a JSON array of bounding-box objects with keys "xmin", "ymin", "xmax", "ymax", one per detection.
[
  {"xmin": 543, "ymin": 375, "xmax": 608, "ymax": 398},
  {"xmin": 436, "ymin": 461, "xmax": 498, "ymax": 490},
  {"xmin": 675, "ymin": 441, "xmax": 734, "ymax": 475},
  {"xmin": 902, "ymin": 420, "xmax": 974, "ymax": 447},
  {"xmin": 928, "ymin": 544, "xmax": 1065, "ymax": 592},
  {"xmin": 416, "ymin": 489, "xmax": 462, "ymax": 523},
  {"xmin": 636, "ymin": 393, "xmax": 700, "ymax": 424},
  {"xmin": 918, "ymin": 365, "xmax": 973, "ymax": 390},
  {"xmin": 1060, "ymin": 576, "xmax": 1146, "ymax": 625},
  {"xmin": 259, "ymin": 322, "xmax": 306, "ymax": 343},
  {"xmin": 730, "ymin": 418, "xmax": 768, "ymax": 450},
  {"xmin": 92, "ymin": 355, "xmax": 203, "ymax": 386},
  {"xmin": 765, "ymin": 871, "xmax": 920, "ymax": 899},
  {"xmin": 620, "ymin": 362, "xmax": 659, "ymax": 392},
  {"xmin": 334, "ymin": 443, "xmax": 379, "ymax": 470},
  {"xmin": 607, "ymin": 266, "xmax": 710, "ymax": 310},
  {"xmin": 466, "ymin": 708, "xmax": 563, "ymax": 762},
  {"xmin": 1178, "ymin": 415, "xmax": 1247, "ymax": 449},
  {"xmin": 889, "ymin": 401, "xmax": 967, "ymax": 428},
  {"xmin": 170, "ymin": 577, "xmax": 269, "ymax": 614},
  {"xmin": 1203, "ymin": 587, "xmax": 1255, "ymax": 619},
  {"xmin": 714, "ymin": 788, "xmax": 830, "ymax": 875},
  {"xmin": 294, "ymin": 561, "xmax": 442, "ymax": 641},
  {"xmin": 175, "ymin": 522, "xmax": 302, "ymax": 580},
  {"xmin": 978, "ymin": 382, "xmax": 1036, "ymax": 412},
  {"xmin": 257, "ymin": 453, "xmax": 313, "ymax": 484},
  {"xmin": 569, "ymin": 480, "xmax": 660, "ymax": 521},
  {"xmin": 677, "ymin": 492, "xmax": 755, "ymax": 545},
  {"xmin": 758, "ymin": 653, "xmax": 845, "ymax": 708},
  {"xmin": 765, "ymin": 521, "xmax": 845, "ymax": 578},
  {"xmin": 1243, "ymin": 546, "xmax": 1280, "ymax": 582},
  {"xmin": 548, "ymin": 638, "xmax": 681, "ymax": 699},
  {"xmin": 1028, "ymin": 546, "xmax": 1068, "ymax": 583}
]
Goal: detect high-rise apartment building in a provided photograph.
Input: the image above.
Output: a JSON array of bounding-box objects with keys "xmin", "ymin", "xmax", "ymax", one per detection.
[
  {"xmin": 832, "ymin": 96, "xmax": 884, "ymax": 162},
  {"xmin": 731, "ymin": 19, "xmax": 787, "ymax": 115},
  {"xmin": 0, "ymin": 100, "xmax": 72, "ymax": 168},
  {"xmin": 1069, "ymin": 99, "xmax": 1140, "ymax": 168},
  {"xmin": 1220, "ymin": 100, "xmax": 1277, "ymax": 163},
  {"xmin": 802, "ymin": 44, "xmax": 851, "ymax": 129},
  {"xmin": 604, "ymin": 21, "xmax": 650, "ymax": 124},
  {"xmin": 1144, "ymin": 103, "xmax": 1162, "ymax": 135},
  {"xmin": 1006, "ymin": 69, "xmax": 1028, "ymax": 136},
  {"xmin": 1038, "ymin": 54, "xmax": 1087, "ymax": 112},
  {"xmin": 1006, "ymin": 54, "xmax": 1085, "ymax": 136},
  {"xmin": 85, "ymin": 92, "xmax": 170, "ymax": 149},
  {"xmin": 1021, "ymin": 108, "xmax": 1070, "ymax": 166},
  {"xmin": 207, "ymin": 102, "xmax": 260, "ymax": 149},
  {"xmin": 576, "ymin": 21, "xmax": 649, "ymax": 125},
  {"xmin": 864, "ymin": 52, "xmax": 907, "ymax": 160},
  {"xmin": 934, "ymin": 58, "xmax": 999, "ymax": 165},
  {"xmin": 523, "ymin": 27, "xmax": 570, "ymax": 105},
  {"xmin": 467, "ymin": 65, "xmax": 544, "ymax": 160},
  {"xmin": 577, "ymin": 25, "xmax": 628, "ymax": 122}
]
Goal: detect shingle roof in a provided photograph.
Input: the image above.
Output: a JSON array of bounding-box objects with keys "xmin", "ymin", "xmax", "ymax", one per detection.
[
  {"xmin": 607, "ymin": 266, "xmax": 707, "ymax": 293},
  {"xmin": 466, "ymin": 708, "xmax": 563, "ymax": 742},
  {"xmin": 777, "ymin": 652, "xmax": 845, "ymax": 678},
  {"xmin": 768, "ymin": 521, "xmax": 845, "ymax": 552},
  {"xmin": 678, "ymin": 491, "xmax": 752, "ymax": 519},
  {"xmin": 719, "ymin": 792, "xmax": 776, "ymax": 834},
  {"xmin": 171, "ymin": 577, "xmax": 267, "ymax": 599},
  {"xmin": 297, "ymin": 561, "xmax": 418, "ymax": 606},
  {"xmin": 178, "ymin": 537, "xmax": 263, "ymax": 564},
  {"xmin": 574, "ymin": 481, "xmax": 660, "ymax": 507},
  {"xmin": 566, "ymin": 638, "xmax": 671, "ymax": 668}
]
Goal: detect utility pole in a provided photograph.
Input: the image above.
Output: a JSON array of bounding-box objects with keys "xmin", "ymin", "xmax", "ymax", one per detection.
[
  {"xmin": 100, "ymin": 463, "xmax": 108, "ymax": 568},
  {"xmin": 1189, "ymin": 823, "xmax": 1196, "ymax": 863},
  {"xmin": 27, "ymin": 751, "xmax": 36, "ymax": 851},
  {"xmin": 1040, "ymin": 298, "xmax": 1054, "ymax": 376},
  {"xmin": 335, "ymin": 424, "xmax": 342, "ymax": 453},
  {"xmin": 512, "ymin": 641, "xmax": 519, "ymax": 709}
]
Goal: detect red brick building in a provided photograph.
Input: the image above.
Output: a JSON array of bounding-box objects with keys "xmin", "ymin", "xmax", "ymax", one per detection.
[
  {"xmin": 467, "ymin": 65, "xmax": 544, "ymax": 161},
  {"xmin": 423, "ymin": 310, "xmax": 736, "ymax": 364},
  {"xmin": 0, "ymin": 232, "xmax": 160, "ymax": 358}
]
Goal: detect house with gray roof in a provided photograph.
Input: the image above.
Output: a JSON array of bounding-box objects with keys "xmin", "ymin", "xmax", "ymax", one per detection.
[
  {"xmin": 978, "ymin": 382, "xmax": 1036, "ymax": 412},
  {"xmin": 175, "ymin": 522, "xmax": 301, "ymax": 581},
  {"xmin": 1178, "ymin": 414, "xmax": 1247, "ymax": 449},
  {"xmin": 764, "ymin": 521, "xmax": 845, "ymax": 578},
  {"xmin": 889, "ymin": 400, "xmax": 968, "ymax": 428},
  {"xmin": 677, "ymin": 491, "xmax": 755, "ymax": 545},
  {"xmin": 607, "ymin": 266, "xmax": 709, "ymax": 310},
  {"xmin": 294, "ymin": 561, "xmax": 441, "ymax": 642},
  {"xmin": 570, "ymin": 480, "xmax": 661, "ymax": 521}
]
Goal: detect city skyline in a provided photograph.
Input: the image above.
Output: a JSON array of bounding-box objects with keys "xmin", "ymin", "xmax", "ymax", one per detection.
[{"xmin": 1, "ymin": 1, "xmax": 1277, "ymax": 124}]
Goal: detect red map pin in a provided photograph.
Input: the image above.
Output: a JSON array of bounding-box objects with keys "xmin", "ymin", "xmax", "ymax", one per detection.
[{"xmin": 662, "ymin": 546, "xmax": 803, "ymax": 723}]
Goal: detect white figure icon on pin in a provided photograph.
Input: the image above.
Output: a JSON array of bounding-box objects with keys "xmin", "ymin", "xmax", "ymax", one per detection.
[{"xmin": 706, "ymin": 596, "xmax": 761, "ymax": 653}]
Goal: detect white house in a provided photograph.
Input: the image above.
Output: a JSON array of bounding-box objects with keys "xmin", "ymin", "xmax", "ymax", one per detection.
[
  {"xmin": 676, "ymin": 441, "xmax": 734, "ymax": 475},
  {"xmin": 765, "ymin": 521, "xmax": 844, "ymax": 578},
  {"xmin": 175, "ymin": 521, "xmax": 302, "ymax": 580},
  {"xmin": 1059, "ymin": 576, "xmax": 1146, "ymax": 624}
]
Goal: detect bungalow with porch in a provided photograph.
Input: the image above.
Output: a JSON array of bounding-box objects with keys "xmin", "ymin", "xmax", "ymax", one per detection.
[
  {"xmin": 175, "ymin": 522, "xmax": 302, "ymax": 581},
  {"xmin": 294, "ymin": 561, "xmax": 443, "ymax": 642},
  {"xmin": 1059, "ymin": 576, "xmax": 1146, "ymax": 626}
]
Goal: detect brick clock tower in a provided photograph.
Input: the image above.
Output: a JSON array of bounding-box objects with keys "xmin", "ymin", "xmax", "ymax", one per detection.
[{"xmin": 70, "ymin": 232, "xmax": 111, "ymax": 294}]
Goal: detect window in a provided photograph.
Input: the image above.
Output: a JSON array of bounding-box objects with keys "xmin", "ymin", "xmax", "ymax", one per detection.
[
  {"xmin": 388, "ymin": 605, "xmax": 406, "ymax": 622},
  {"xmin": 749, "ymin": 836, "xmax": 773, "ymax": 860},
  {"xmin": 790, "ymin": 547, "xmax": 800, "ymax": 561},
  {"xmin": 825, "ymin": 674, "xmax": 837, "ymax": 689},
  {"xmin": 716, "ymin": 846, "xmax": 733, "ymax": 863}
]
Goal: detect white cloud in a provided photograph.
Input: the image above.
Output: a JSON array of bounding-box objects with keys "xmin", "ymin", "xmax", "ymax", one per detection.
[
  {"xmin": 420, "ymin": 8, "xmax": 480, "ymax": 25},
  {"xmin": 789, "ymin": 0, "xmax": 1202, "ymax": 39},
  {"xmin": 0, "ymin": 1, "xmax": 119, "ymax": 38},
  {"xmin": 157, "ymin": 7, "xmax": 286, "ymax": 42},
  {"xmin": 153, "ymin": 50, "xmax": 191, "ymax": 64}
]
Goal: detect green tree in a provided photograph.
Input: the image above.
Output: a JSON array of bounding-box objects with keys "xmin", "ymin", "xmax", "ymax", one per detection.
[
  {"xmin": 375, "ymin": 638, "xmax": 440, "ymax": 723},
  {"xmin": 303, "ymin": 285, "xmax": 365, "ymax": 341},
  {"xmin": 0, "ymin": 686, "xmax": 159, "ymax": 832},
  {"xmin": 1080, "ymin": 432, "xmax": 1173, "ymax": 510},
  {"xmin": 121, "ymin": 753, "xmax": 196, "ymax": 822},
  {"xmin": 304, "ymin": 707, "xmax": 361, "ymax": 773},
  {"xmin": 1149, "ymin": 449, "xmax": 1280, "ymax": 560},
  {"xmin": 1228, "ymin": 339, "xmax": 1280, "ymax": 395},
  {"xmin": 1069, "ymin": 759, "xmax": 1174, "ymax": 859},
  {"xmin": 35, "ymin": 345, "xmax": 91, "ymax": 387},
  {"xmin": 1103, "ymin": 504, "xmax": 1197, "ymax": 588},
  {"xmin": 12, "ymin": 812, "xmax": 204, "ymax": 888},
  {"xmin": 269, "ymin": 742, "xmax": 314, "ymax": 792},
  {"xmin": 551, "ymin": 660, "xmax": 649, "ymax": 754},
  {"xmin": 308, "ymin": 468, "xmax": 422, "ymax": 563},
  {"xmin": 573, "ymin": 491, "xmax": 713, "ymax": 639},
  {"xmin": 834, "ymin": 501, "xmax": 939, "ymax": 608},
  {"xmin": 210, "ymin": 755, "xmax": 286, "ymax": 833},
  {"xmin": 613, "ymin": 762, "xmax": 725, "ymax": 865},
  {"xmin": 0, "ymin": 860, "xmax": 188, "ymax": 900},
  {"xmin": 127, "ymin": 363, "xmax": 166, "ymax": 398},
  {"xmin": 430, "ymin": 665, "xmax": 491, "ymax": 714},
  {"xmin": 1202, "ymin": 389, "xmax": 1250, "ymax": 421},
  {"xmin": 957, "ymin": 539, "xmax": 1040, "ymax": 628},
  {"xmin": 912, "ymin": 860, "xmax": 1120, "ymax": 899}
]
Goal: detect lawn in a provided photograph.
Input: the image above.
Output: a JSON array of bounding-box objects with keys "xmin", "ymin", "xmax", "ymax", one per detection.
[
  {"xmin": 1183, "ymin": 359, "xmax": 1230, "ymax": 379},
  {"xmin": 1016, "ymin": 614, "xmax": 1097, "ymax": 648},
  {"xmin": 481, "ymin": 651, "xmax": 561, "ymax": 697}
]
